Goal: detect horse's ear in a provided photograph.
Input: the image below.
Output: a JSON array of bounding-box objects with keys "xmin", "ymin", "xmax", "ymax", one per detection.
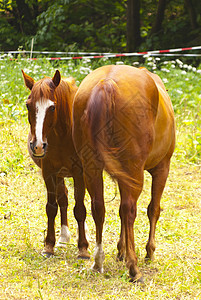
[
  {"xmin": 21, "ymin": 69, "xmax": 35, "ymax": 90},
  {"xmin": 52, "ymin": 70, "xmax": 61, "ymax": 87}
]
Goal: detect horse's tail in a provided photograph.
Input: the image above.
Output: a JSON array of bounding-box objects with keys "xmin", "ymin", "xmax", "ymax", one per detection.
[{"xmin": 85, "ymin": 79, "xmax": 142, "ymax": 190}]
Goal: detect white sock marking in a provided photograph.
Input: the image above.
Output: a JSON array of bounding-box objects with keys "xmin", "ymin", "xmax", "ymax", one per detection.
[
  {"xmin": 55, "ymin": 225, "xmax": 71, "ymax": 249},
  {"xmin": 92, "ymin": 243, "xmax": 105, "ymax": 273}
]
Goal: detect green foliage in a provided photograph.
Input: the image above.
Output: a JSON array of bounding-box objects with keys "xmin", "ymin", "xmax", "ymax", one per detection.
[
  {"xmin": 33, "ymin": 0, "xmax": 126, "ymax": 52},
  {"xmin": 140, "ymin": 0, "xmax": 201, "ymax": 51},
  {"xmin": 0, "ymin": 17, "xmax": 21, "ymax": 50},
  {"xmin": 0, "ymin": 0, "xmax": 201, "ymax": 52}
]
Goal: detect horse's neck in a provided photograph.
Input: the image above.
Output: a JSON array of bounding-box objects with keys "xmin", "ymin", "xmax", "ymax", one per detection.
[{"xmin": 54, "ymin": 98, "xmax": 73, "ymax": 137}]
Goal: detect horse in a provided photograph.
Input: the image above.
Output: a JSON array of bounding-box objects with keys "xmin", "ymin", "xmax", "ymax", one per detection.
[
  {"xmin": 72, "ymin": 65, "xmax": 175, "ymax": 282},
  {"xmin": 22, "ymin": 69, "xmax": 90, "ymax": 259}
]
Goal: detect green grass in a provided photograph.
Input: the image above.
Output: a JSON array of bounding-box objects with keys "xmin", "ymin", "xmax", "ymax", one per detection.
[
  {"xmin": 1, "ymin": 55, "xmax": 201, "ymax": 161},
  {"xmin": 0, "ymin": 57, "xmax": 201, "ymax": 299}
]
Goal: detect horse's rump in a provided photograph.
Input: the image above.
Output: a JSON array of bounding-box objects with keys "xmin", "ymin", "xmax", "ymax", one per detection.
[{"xmin": 83, "ymin": 67, "xmax": 160, "ymax": 189}]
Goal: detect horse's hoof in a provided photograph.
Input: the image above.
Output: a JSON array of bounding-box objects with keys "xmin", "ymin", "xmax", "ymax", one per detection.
[
  {"xmin": 116, "ymin": 254, "xmax": 124, "ymax": 262},
  {"xmin": 130, "ymin": 275, "xmax": 145, "ymax": 284},
  {"xmin": 41, "ymin": 251, "xmax": 54, "ymax": 258},
  {"xmin": 136, "ymin": 276, "xmax": 145, "ymax": 284},
  {"xmin": 77, "ymin": 249, "xmax": 90, "ymax": 260},
  {"xmin": 145, "ymin": 246, "xmax": 155, "ymax": 261},
  {"xmin": 41, "ymin": 245, "xmax": 54, "ymax": 258},
  {"xmin": 145, "ymin": 254, "xmax": 154, "ymax": 263},
  {"xmin": 55, "ymin": 241, "xmax": 67, "ymax": 249},
  {"xmin": 57, "ymin": 229, "xmax": 70, "ymax": 247},
  {"xmin": 91, "ymin": 263, "xmax": 104, "ymax": 274}
]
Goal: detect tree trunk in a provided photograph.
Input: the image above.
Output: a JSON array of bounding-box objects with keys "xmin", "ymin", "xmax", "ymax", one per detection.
[
  {"xmin": 184, "ymin": 0, "xmax": 198, "ymax": 29},
  {"xmin": 151, "ymin": 0, "xmax": 167, "ymax": 35},
  {"xmin": 126, "ymin": 0, "xmax": 141, "ymax": 52},
  {"xmin": 12, "ymin": 0, "xmax": 37, "ymax": 35}
]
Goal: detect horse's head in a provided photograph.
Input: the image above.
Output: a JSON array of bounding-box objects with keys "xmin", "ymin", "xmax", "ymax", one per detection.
[{"xmin": 22, "ymin": 70, "xmax": 61, "ymax": 158}]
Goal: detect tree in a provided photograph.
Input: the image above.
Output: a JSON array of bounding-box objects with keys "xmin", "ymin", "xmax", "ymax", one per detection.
[
  {"xmin": 151, "ymin": 0, "xmax": 167, "ymax": 35},
  {"xmin": 184, "ymin": 0, "xmax": 198, "ymax": 29},
  {"xmin": 126, "ymin": 0, "xmax": 141, "ymax": 52},
  {"xmin": 0, "ymin": 0, "xmax": 201, "ymax": 52},
  {"xmin": 0, "ymin": 0, "xmax": 40, "ymax": 36}
]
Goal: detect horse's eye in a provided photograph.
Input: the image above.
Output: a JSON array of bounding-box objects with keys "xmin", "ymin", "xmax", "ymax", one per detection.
[{"xmin": 50, "ymin": 105, "xmax": 55, "ymax": 111}]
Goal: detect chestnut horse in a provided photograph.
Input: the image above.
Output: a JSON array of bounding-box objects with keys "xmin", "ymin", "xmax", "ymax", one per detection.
[
  {"xmin": 22, "ymin": 70, "xmax": 89, "ymax": 259},
  {"xmin": 73, "ymin": 65, "xmax": 175, "ymax": 282}
]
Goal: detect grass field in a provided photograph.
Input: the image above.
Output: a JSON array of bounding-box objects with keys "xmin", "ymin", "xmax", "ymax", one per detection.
[{"xmin": 0, "ymin": 57, "xmax": 201, "ymax": 299}]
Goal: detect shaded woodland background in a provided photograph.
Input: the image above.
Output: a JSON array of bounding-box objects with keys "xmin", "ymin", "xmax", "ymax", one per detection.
[{"xmin": 0, "ymin": 0, "xmax": 201, "ymax": 52}]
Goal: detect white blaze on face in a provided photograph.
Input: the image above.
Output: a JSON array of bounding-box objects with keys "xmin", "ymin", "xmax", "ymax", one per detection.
[{"xmin": 35, "ymin": 99, "xmax": 53, "ymax": 145}]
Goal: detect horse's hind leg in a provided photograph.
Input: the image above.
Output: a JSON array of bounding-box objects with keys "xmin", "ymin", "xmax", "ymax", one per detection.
[
  {"xmin": 42, "ymin": 173, "xmax": 58, "ymax": 257},
  {"xmin": 146, "ymin": 157, "xmax": 171, "ymax": 261},
  {"xmin": 117, "ymin": 216, "xmax": 126, "ymax": 261},
  {"xmin": 118, "ymin": 179, "xmax": 144, "ymax": 283},
  {"xmin": 55, "ymin": 176, "xmax": 70, "ymax": 249},
  {"xmin": 73, "ymin": 174, "xmax": 90, "ymax": 259},
  {"xmin": 86, "ymin": 170, "xmax": 105, "ymax": 273}
]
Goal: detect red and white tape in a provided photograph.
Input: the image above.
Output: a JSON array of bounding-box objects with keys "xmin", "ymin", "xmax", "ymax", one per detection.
[
  {"xmin": 1, "ymin": 46, "xmax": 201, "ymax": 60},
  {"xmin": 3, "ymin": 50, "xmax": 114, "ymax": 55}
]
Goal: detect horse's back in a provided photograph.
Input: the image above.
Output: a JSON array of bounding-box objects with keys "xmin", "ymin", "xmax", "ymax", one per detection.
[
  {"xmin": 74, "ymin": 65, "xmax": 159, "ymax": 130},
  {"xmin": 77, "ymin": 65, "xmax": 158, "ymax": 105},
  {"xmin": 73, "ymin": 65, "xmax": 175, "ymax": 170}
]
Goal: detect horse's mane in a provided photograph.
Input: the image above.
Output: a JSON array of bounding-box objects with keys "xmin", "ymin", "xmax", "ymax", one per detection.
[
  {"xmin": 31, "ymin": 76, "xmax": 77, "ymax": 133},
  {"xmin": 55, "ymin": 77, "xmax": 77, "ymax": 131}
]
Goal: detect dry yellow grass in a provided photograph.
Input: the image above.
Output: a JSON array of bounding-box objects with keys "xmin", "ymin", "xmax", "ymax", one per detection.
[{"xmin": 0, "ymin": 120, "xmax": 201, "ymax": 300}]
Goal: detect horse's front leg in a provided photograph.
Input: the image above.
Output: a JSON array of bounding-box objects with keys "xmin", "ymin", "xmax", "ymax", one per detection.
[
  {"xmin": 42, "ymin": 172, "xmax": 58, "ymax": 257},
  {"xmin": 55, "ymin": 176, "xmax": 70, "ymax": 249},
  {"xmin": 73, "ymin": 173, "xmax": 90, "ymax": 259}
]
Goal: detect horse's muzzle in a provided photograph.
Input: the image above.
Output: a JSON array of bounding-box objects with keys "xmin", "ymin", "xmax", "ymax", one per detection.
[{"xmin": 30, "ymin": 141, "xmax": 48, "ymax": 158}]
